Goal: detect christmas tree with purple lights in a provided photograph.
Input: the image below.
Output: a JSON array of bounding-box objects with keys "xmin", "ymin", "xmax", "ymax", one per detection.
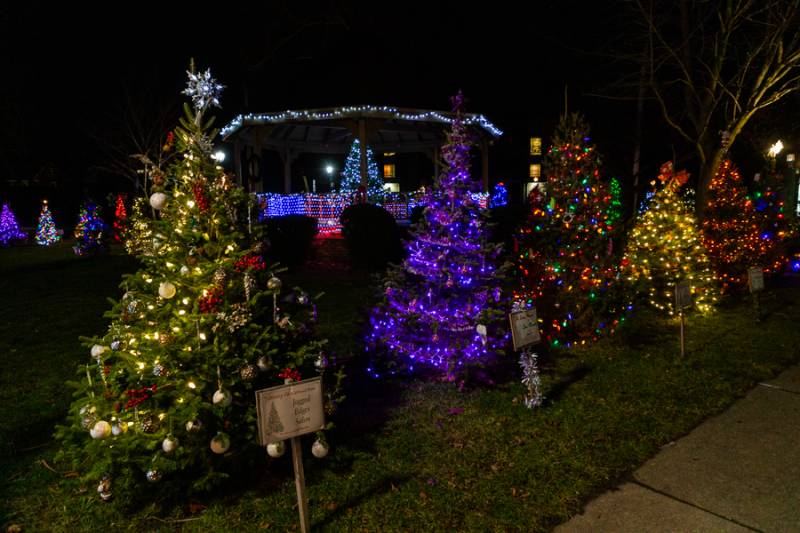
[
  {"xmin": 0, "ymin": 204, "xmax": 27, "ymax": 246},
  {"xmin": 368, "ymin": 92, "xmax": 508, "ymax": 378}
]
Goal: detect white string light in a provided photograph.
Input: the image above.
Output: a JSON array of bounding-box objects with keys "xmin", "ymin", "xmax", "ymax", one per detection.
[{"xmin": 221, "ymin": 105, "xmax": 503, "ymax": 138}]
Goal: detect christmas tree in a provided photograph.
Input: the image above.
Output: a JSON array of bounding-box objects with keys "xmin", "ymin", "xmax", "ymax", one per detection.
[
  {"xmin": 338, "ymin": 139, "xmax": 384, "ymax": 201},
  {"xmin": 73, "ymin": 202, "xmax": 109, "ymax": 256},
  {"xmin": 56, "ymin": 66, "xmax": 335, "ymax": 501},
  {"xmin": 0, "ymin": 204, "xmax": 27, "ymax": 246},
  {"xmin": 125, "ymin": 198, "xmax": 155, "ymax": 256},
  {"xmin": 113, "ymin": 194, "xmax": 128, "ymax": 243},
  {"xmin": 35, "ymin": 200, "xmax": 61, "ymax": 245},
  {"xmin": 621, "ymin": 162, "xmax": 718, "ymax": 315},
  {"xmin": 608, "ymin": 177, "xmax": 623, "ymax": 224},
  {"xmin": 703, "ymin": 160, "xmax": 790, "ymax": 291},
  {"xmin": 515, "ymin": 114, "xmax": 621, "ymax": 346},
  {"xmin": 368, "ymin": 93, "xmax": 508, "ymax": 378}
]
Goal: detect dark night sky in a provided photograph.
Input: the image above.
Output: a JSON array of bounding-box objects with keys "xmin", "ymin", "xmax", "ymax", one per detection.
[{"xmin": 0, "ymin": 1, "xmax": 654, "ymax": 219}]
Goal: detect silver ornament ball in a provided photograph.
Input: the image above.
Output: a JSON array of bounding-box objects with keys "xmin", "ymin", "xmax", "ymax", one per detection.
[
  {"xmin": 145, "ymin": 469, "xmax": 162, "ymax": 483},
  {"xmin": 267, "ymin": 441, "xmax": 285, "ymax": 458}
]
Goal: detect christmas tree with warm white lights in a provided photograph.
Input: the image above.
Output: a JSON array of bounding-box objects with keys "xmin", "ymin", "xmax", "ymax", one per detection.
[
  {"xmin": 368, "ymin": 92, "xmax": 508, "ymax": 379},
  {"xmin": 56, "ymin": 65, "xmax": 335, "ymax": 502},
  {"xmin": 622, "ymin": 162, "xmax": 718, "ymax": 315}
]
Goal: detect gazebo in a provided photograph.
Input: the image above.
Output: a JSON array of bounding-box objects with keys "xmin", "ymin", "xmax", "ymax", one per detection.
[{"xmin": 220, "ymin": 105, "xmax": 503, "ymax": 193}]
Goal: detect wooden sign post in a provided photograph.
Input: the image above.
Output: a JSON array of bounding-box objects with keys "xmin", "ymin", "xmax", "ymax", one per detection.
[
  {"xmin": 675, "ymin": 281, "xmax": 692, "ymax": 357},
  {"xmin": 748, "ymin": 266, "xmax": 764, "ymax": 322},
  {"xmin": 256, "ymin": 377, "xmax": 325, "ymax": 533}
]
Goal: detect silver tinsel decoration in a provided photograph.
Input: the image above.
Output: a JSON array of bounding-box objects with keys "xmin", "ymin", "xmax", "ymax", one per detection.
[
  {"xmin": 519, "ymin": 350, "xmax": 543, "ymax": 409},
  {"xmin": 213, "ymin": 303, "xmax": 251, "ymax": 333},
  {"xmin": 243, "ymin": 272, "xmax": 255, "ymax": 302}
]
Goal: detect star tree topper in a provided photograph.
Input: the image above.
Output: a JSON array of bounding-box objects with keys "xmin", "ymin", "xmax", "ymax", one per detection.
[{"xmin": 182, "ymin": 67, "xmax": 225, "ymax": 114}]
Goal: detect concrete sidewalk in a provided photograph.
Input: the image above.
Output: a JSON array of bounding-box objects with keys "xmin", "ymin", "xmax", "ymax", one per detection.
[{"xmin": 556, "ymin": 365, "xmax": 800, "ymax": 532}]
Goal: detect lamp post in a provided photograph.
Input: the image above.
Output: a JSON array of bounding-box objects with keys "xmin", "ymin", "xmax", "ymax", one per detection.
[
  {"xmin": 325, "ymin": 164, "xmax": 335, "ymax": 192},
  {"xmin": 768, "ymin": 140, "xmax": 784, "ymax": 172}
]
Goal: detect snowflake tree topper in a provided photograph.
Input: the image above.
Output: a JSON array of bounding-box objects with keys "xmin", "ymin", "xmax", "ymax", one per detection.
[{"xmin": 183, "ymin": 68, "xmax": 224, "ymax": 114}]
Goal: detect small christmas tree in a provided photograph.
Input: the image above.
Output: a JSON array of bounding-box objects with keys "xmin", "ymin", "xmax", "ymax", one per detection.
[
  {"xmin": 73, "ymin": 203, "xmax": 109, "ymax": 256},
  {"xmin": 515, "ymin": 114, "xmax": 621, "ymax": 346},
  {"xmin": 113, "ymin": 194, "xmax": 128, "ymax": 243},
  {"xmin": 339, "ymin": 139, "xmax": 384, "ymax": 201},
  {"xmin": 368, "ymin": 93, "xmax": 508, "ymax": 378},
  {"xmin": 0, "ymin": 204, "xmax": 27, "ymax": 246},
  {"xmin": 622, "ymin": 162, "xmax": 718, "ymax": 315},
  {"xmin": 35, "ymin": 200, "xmax": 61, "ymax": 245},
  {"xmin": 125, "ymin": 198, "xmax": 155, "ymax": 256},
  {"xmin": 608, "ymin": 177, "xmax": 623, "ymax": 224},
  {"xmin": 703, "ymin": 160, "xmax": 790, "ymax": 291},
  {"xmin": 56, "ymin": 65, "xmax": 336, "ymax": 501}
]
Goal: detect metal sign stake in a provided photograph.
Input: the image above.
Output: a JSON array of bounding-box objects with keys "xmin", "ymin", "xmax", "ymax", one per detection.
[
  {"xmin": 291, "ymin": 437, "xmax": 310, "ymax": 533},
  {"xmin": 679, "ymin": 311, "xmax": 685, "ymax": 358}
]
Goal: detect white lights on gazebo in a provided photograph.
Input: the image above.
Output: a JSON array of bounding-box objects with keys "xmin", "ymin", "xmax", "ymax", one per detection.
[{"xmin": 220, "ymin": 105, "xmax": 504, "ymax": 138}]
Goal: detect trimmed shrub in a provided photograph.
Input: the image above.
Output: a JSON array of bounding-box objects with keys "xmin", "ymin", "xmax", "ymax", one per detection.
[
  {"xmin": 263, "ymin": 215, "xmax": 318, "ymax": 267},
  {"xmin": 340, "ymin": 203, "xmax": 404, "ymax": 270}
]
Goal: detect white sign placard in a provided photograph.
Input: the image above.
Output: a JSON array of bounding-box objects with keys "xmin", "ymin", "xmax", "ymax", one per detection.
[
  {"xmin": 255, "ymin": 377, "xmax": 325, "ymax": 445},
  {"xmin": 675, "ymin": 281, "xmax": 692, "ymax": 310},
  {"xmin": 748, "ymin": 267, "xmax": 764, "ymax": 293},
  {"xmin": 509, "ymin": 309, "xmax": 541, "ymax": 350}
]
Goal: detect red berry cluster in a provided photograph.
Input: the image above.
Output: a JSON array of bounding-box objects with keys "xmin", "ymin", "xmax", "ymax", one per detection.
[
  {"xmin": 198, "ymin": 286, "xmax": 224, "ymax": 313},
  {"xmin": 124, "ymin": 384, "xmax": 157, "ymax": 410},
  {"xmin": 234, "ymin": 253, "xmax": 266, "ymax": 272},
  {"xmin": 193, "ymin": 181, "xmax": 210, "ymax": 212},
  {"xmin": 278, "ymin": 367, "xmax": 302, "ymax": 382}
]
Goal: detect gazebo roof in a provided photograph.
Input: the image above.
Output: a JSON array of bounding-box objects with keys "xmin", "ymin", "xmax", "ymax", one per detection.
[{"xmin": 220, "ymin": 105, "xmax": 502, "ymax": 154}]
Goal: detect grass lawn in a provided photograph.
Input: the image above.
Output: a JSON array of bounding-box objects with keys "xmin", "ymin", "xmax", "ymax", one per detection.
[{"xmin": 2, "ymin": 241, "xmax": 800, "ymax": 532}]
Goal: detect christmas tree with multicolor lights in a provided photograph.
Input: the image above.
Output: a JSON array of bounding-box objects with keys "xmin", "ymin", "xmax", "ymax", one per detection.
[
  {"xmin": 702, "ymin": 160, "xmax": 790, "ymax": 291},
  {"xmin": 0, "ymin": 204, "xmax": 27, "ymax": 246},
  {"xmin": 621, "ymin": 162, "xmax": 718, "ymax": 315},
  {"xmin": 113, "ymin": 193, "xmax": 128, "ymax": 243},
  {"xmin": 516, "ymin": 114, "xmax": 622, "ymax": 346},
  {"xmin": 73, "ymin": 203, "xmax": 110, "ymax": 256},
  {"xmin": 56, "ymin": 66, "xmax": 336, "ymax": 501},
  {"xmin": 35, "ymin": 200, "xmax": 61, "ymax": 245},
  {"xmin": 338, "ymin": 139, "xmax": 384, "ymax": 201},
  {"xmin": 368, "ymin": 92, "xmax": 507, "ymax": 378}
]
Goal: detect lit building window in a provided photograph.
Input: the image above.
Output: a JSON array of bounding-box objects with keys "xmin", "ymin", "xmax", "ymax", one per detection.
[
  {"xmin": 529, "ymin": 163, "xmax": 541, "ymax": 180},
  {"xmin": 383, "ymin": 152, "xmax": 396, "ymax": 157},
  {"xmin": 383, "ymin": 164, "xmax": 396, "ymax": 179},
  {"xmin": 530, "ymin": 137, "xmax": 542, "ymax": 156}
]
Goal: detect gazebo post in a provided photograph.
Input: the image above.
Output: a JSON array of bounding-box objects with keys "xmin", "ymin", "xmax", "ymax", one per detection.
[
  {"xmin": 234, "ymin": 140, "xmax": 243, "ymax": 183},
  {"xmin": 480, "ymin": 139, "xmax": 490, "ymax": 192},
  {"xmin": 358, "ymin": 119, "xmax": 368, "ymax": 188},
  {"xmin": 283, "ymin": 147, "xmax": 293, "ymax": 194}
]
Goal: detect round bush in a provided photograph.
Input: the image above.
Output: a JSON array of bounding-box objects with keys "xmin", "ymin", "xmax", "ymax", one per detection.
[{"xmin": 340, "ymin": 203, "xmax": 404, "ymax": 270}]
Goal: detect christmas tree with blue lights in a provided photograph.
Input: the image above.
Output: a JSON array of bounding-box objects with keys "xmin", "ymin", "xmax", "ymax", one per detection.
[
  {"xmin": 338, "ymin": 139, "xmax": 384, "ymax": 201},
  {"xmin": 368, "ymin": 93, "xmax": 508, "ymax": 379},
  {"xmin": 73, "ymin": 202, "xmax": 109, "ymax": 256}
]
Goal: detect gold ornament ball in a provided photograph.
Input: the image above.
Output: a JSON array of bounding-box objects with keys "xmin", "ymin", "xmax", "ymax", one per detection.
[
  {"xmin": 159, "ymin": 281, "xmax": 177, "ymax": 299},
  {"xmin": 210, "ymin": 433, "xmax": 231, "ymax": 454},
  {"xmin": 267, "ymin": 277, "xmax": 282, "ymax": 291}
]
